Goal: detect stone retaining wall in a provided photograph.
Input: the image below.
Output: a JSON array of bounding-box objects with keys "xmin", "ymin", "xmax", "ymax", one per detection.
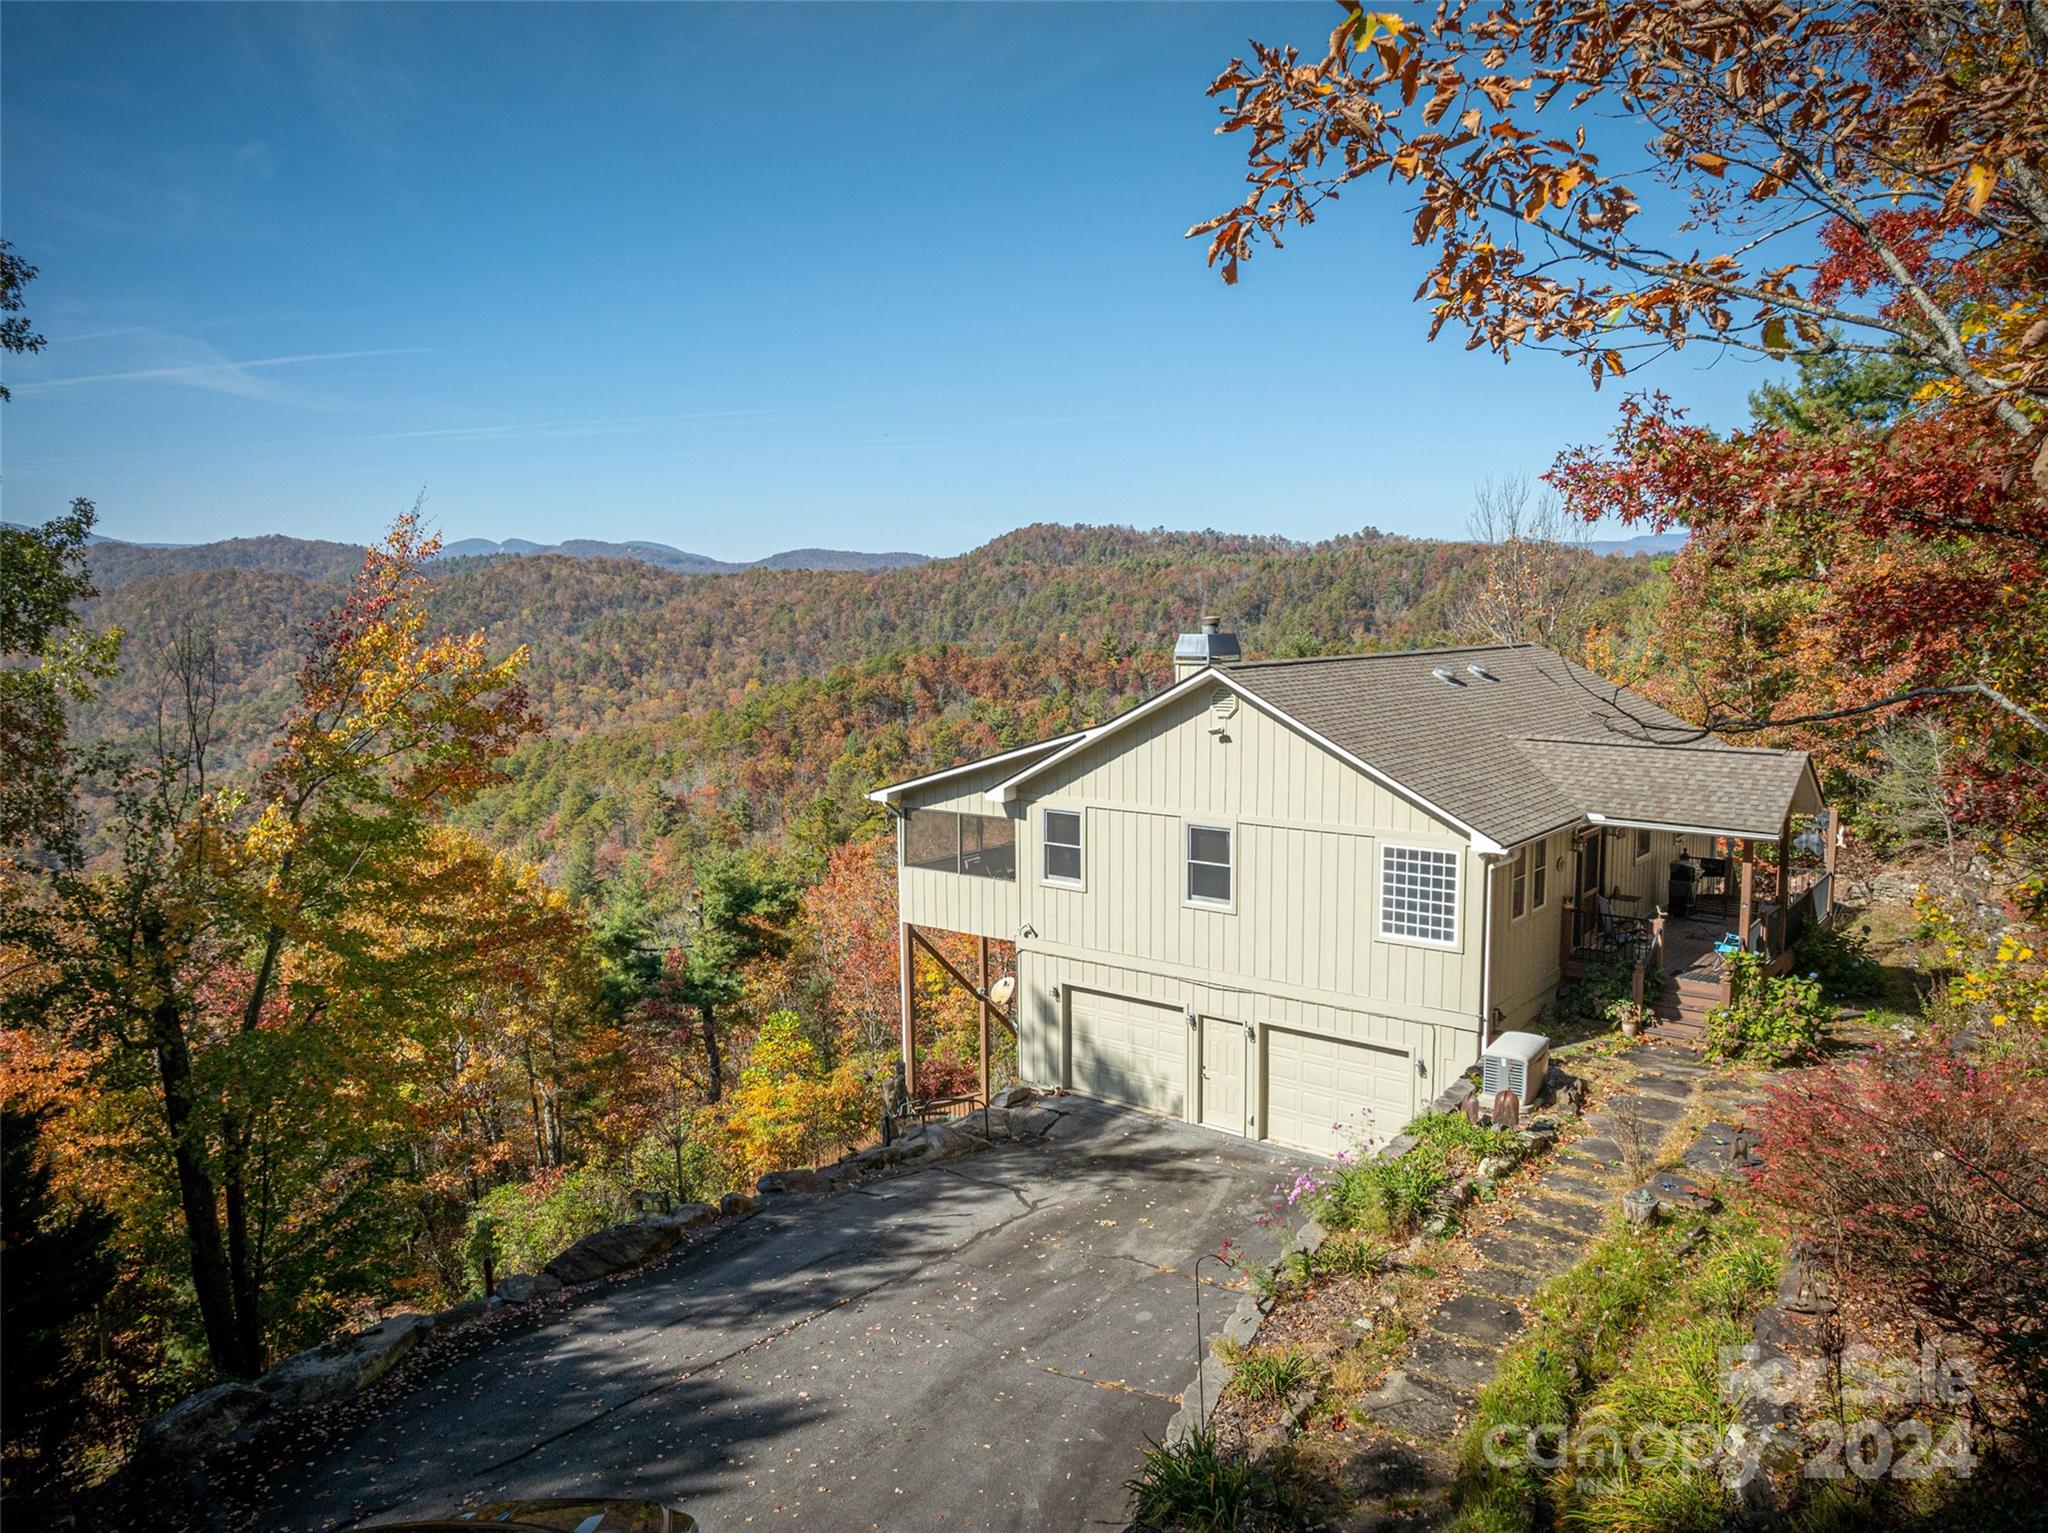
[{"xmin": 138, "ymin": 1085, "xmax": 1045, "ymax": 1460}]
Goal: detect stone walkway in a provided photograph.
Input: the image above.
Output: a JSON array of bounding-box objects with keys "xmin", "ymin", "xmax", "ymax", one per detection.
[{"xmin": 1336, "ymin": 1044, "xmax": 1767, "ymax": 1524}]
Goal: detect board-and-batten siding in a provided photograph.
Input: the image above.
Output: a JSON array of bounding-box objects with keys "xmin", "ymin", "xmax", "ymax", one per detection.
[
  {"xmin": 1020, "ymin": 683, "xmax": 1484, "ymax": 1025},
  {"xmin": 890, "ymin": 766, "xmax": 1027, "ymax": 940},
  {"xmin": 1489, "ymin": 831, "xmax": 1567, "ymax": 1032}
]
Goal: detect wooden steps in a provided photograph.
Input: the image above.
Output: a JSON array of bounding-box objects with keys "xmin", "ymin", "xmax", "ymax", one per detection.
[{"xmin": 1649, "ymin": 966, "xmax": 1721, "ymax": 1045}]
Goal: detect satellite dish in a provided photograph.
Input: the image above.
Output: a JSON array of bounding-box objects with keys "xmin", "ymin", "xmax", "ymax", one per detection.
[{"xmin": 989, "ymin": 975, "xmax": 1017, "ymax": 1009}]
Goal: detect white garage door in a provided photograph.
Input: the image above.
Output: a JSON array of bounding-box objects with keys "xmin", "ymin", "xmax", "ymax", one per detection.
[
  {"xmin": 1068, "ymin": 990, "xmax": 1188, "ymax": 1117},
  {"xmin": 1263, "ymin": 1028, "xmax": 1412, "ymax": 1156}
]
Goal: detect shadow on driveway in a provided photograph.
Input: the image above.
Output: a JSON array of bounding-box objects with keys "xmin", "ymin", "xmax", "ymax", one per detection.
[{"xmin": 173, "ymin": 1102, "xmax": 1301, "ymax": 1532}]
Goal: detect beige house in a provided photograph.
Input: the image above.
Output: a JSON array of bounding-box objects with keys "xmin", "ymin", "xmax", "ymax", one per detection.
[{"xmin": 868, "ymin": 627, "xmax": 1834, "ymax": 1157}]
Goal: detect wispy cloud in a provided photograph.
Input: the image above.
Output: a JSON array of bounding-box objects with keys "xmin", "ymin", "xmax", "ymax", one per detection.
[{"xmin": 13, "ymin": 346, "xmax": 430, "ymax": 399}]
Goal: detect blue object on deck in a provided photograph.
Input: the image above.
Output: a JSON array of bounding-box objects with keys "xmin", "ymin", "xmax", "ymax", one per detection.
[{"xmin": 1714, "ymin": 934, "xmax": 1743, "ymax": 956}]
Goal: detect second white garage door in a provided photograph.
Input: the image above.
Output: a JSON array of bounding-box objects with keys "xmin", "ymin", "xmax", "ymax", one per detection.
[
  {"xmin": 1068, "ymin": 990, "xmax": 1188, "ymax": 1117},
  {"xmin": 1263, "ymin": 1028, "xmax": 1412, "ymax": 1156}
]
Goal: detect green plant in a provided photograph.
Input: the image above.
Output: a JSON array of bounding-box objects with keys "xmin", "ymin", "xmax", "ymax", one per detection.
[
  {"xmin": 1794, "ymin": 919, "xmax": 1883, "ymax": 1001},
  {"xmin": 1125, "ymin": 1429, "xmax": 1284, "ymax": 1531},
  {"xmin": 467, "ymin": 1164, "xmax": 633, "ymax": 1287},
  {"xmin": 1704, "ymin": 953, "xmax": 1829, "ymax": 1065},
  {"xmin": 1231, "ymin": 1345, "xmax": 1317, "ymax": 1402},
  {"xmin": 1309, "ymin": 1232, "xmax": 1386, "ymax": 1278},
  {"xmin": 1408, "ymin": 1110, "xmax": 1518, "ymax": 1162},
  {"xmin": 1605, "ymin": 997, "xmax": 1650, "ymax": 1035},
  {"xmin": 1313, "ymin": 1143, "xmax": 1450, "ymax": 1236}
]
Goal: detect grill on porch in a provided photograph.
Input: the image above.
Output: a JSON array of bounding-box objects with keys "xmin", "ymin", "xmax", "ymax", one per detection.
[{"xmin": 1560, "ymin": 809, "xmax": 1840, "ymax": 1045}]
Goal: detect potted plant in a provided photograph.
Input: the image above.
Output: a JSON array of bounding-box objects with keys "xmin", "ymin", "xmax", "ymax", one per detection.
[{"xmin": 1605, "ymin": 998, "xmax": 1649, "ymax": 1039}]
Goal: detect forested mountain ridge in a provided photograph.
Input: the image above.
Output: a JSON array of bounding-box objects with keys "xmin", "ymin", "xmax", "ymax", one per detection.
[
  {"xmin": 71, "ymin": 529, "xmax": 929, "ymax": 587},
  {"xmin": 72, "ymin": 523, "xmax": 1664, "ymax": 844}
]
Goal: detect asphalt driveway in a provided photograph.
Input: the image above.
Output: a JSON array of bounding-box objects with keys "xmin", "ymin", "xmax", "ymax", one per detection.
[{"xmin": 197, "ymin": 1100, "xmax": 1299, "ymax": 1531}]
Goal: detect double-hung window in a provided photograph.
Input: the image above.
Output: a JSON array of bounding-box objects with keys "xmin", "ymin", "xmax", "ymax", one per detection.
[
  {"xmin": 1185, "ymin": 823, "xmax": 1233, "ymax": 908},
  {"xmin": 1532, "ymin": 836, "xmax": 1549, "ymax": 910},
  {"xmin": 1381, "ymin": 844, "xmax": 1459, "ymax": 946},
  {"xmin": 1042, "ymin": 809, "xmax": 1084, "ymax": 887},
  {"xmin": 1511, "ymin": 846, "xmax": 1529, "ymax": 920},
  {"xmin": 1635, "ymin": 826, "xmax": 1653, "ymax": 862}
]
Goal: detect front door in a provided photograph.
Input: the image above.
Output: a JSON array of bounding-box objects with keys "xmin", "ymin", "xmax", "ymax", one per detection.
[
  {"xmin": 1199, "ymin": 1016, "xmax": 1248, "ymax": 1136},
  {"xmin": 1575, "ymin": 830, "xmax": 1606, "ymax": 903}
]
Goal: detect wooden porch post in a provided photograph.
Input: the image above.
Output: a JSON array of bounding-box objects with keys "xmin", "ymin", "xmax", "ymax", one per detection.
[
  {"xmin": 978, "ymin": 936, "xmax": 992, "ymax": 1107},
  {"xmin": 899, "ymin": 920, "xmax": 916, "ymax": 1094},
  {"xmin": 1775, "ymin": 814, "xmax": 1793, "ymax": 953},
  {"xmin": 1737, "ymin": 840, "xmax": 1756, "ymax": 949},
  {"xmin": 1823, "ymin": 806, "xmax": 1839, "ymax": 878}
]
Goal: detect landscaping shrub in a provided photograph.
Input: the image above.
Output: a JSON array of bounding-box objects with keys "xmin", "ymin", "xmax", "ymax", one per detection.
[
  {"xmin": 1125, "ymin": 1429, "xmax": 1286, "ymax": 1531},
  {"xmin": 1313, "ymin": 1143, "xmax": 1449, "ymax": 1236},
  {"xmin": 1794, "ymin": 918, "xmax": 1883, "ymax": 1001},
  {"xmin": 1703, "ymin": 953, "xmax": 1829, "ymax": 1065},
  {"xmin": 1750, "ymin": 1047, "xmax": 2048, "ymax": 1416}
]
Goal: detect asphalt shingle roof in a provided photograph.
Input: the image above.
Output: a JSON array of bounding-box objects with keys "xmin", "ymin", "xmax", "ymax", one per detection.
[{"xmin": 1223, "ymin": 643, "xmax": 1815, "ymax": 847}]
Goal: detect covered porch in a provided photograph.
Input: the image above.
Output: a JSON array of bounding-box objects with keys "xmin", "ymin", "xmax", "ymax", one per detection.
[{"xmin": 1547, "ymin": 747, "xmax": 1837, "ymax": 1043}]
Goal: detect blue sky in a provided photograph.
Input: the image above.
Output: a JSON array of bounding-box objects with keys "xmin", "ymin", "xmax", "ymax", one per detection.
[{"xmin": 4, "ymin": 3, "xmax": 1786, "ymax": 557}]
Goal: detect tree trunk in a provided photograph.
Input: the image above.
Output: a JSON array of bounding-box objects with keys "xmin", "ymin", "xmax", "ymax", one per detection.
[
  {"xmin": 702, "ymin": 1004, "xmax": 724, "ymax": 1103},
  {"xmin": 221, "ymin": 1117, "xmax": 263, "ymax": 1372},
  {"xmin": 149, "ymin": 996, "xmax": 257, "ymax": 1379}
]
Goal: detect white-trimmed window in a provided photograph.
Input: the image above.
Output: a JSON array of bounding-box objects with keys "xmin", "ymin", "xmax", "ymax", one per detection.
[
  {"xmin": 1381, "ymin": 844, "xmax": 1460, "ymax": 946},
  {"xmin": 1532, "ymin": 836, "xmax": 1549, "ymax": 910},
  {"xmin": 1510, "ymin": 846, "xmax": 1529, "ymax": 920},
  {"xmin": 1185, "ymin": 823, "xmax": 1233, "ymax": 908},
  {"xmin": 1042, "ymin": 808, "xmax": 1084, "ymax": 887},
  {"xmin": 1634, "ymin": 826, "xmax": 1652, "ymax": 862}
]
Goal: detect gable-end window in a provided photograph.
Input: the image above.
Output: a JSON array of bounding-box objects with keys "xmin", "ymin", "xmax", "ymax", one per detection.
[
  {"xmin": 901, "ymin": 809, "xmax": 1015, "ymax": 881},
  {"xmin": 1381, "ymin": 845, "xmax": 1459, "ymax": 947},
  {"xmin": 1532, "ymin": 837, "xmax": 1549, "ymax": 910},
  {"xmin": 1511, "ymin": 846, "xmax": 1529, "ymax": 920},
  {"xmin": 1042, "ymin": 809, "xmax": 1084, "ymax": 887},
  {"xmin": 1634, "ymin": 826, "xmax": 1652, "ymax": 862},
  {"xmin": 1186, "ymin": 823, "xmax": 1233, "ymax": 908}
]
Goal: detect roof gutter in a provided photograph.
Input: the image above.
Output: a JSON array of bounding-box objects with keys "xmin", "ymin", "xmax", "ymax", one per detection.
[{"xmin": 1585, "ymin": 811, "xmax": 1785, "ymax": 842}]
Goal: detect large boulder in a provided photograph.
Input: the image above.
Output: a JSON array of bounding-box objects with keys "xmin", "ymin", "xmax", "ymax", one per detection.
[
  {"xmin": 257, "ymin": 1312, "xmax": 436, "ymax": 1412},
  {"xmin": 136, "ymin": 1381, "xmax": 271, "ymax": 1460},
  {"xmin": 543, "ymin": 1218, "xmax": 683, "ymax": 1285},
  {"xmin": 648, "ymin": 1201, "xmax": 718, "ymax": 1236},
  {"xmin": 496, "ymin": 1271, "xmax": 563, "ymax": 1304},
  {"xmin": 756, "ymin": 1167, "xmax": 822, "ymax": 1197},
  {"xmin": 992, "ymin": 1083, "xmax": 1036, "ymax": 1109},
  {"xmin": 720, "ymin": 1191, "xmax": 756, "ymax": 1217},
  {"xmin": 922, "ymin": 1122, "xmax": 987, "ymax": 1160}
]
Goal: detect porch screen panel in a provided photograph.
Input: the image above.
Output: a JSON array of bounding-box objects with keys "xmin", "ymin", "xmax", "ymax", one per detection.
[{"xmin": 903, "ymin": 809, "xmax": 958, "ymax": 871}]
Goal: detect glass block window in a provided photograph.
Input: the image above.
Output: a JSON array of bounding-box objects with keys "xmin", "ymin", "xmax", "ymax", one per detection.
[
  {"xmin": 1186, "ymin": 823, "xmax": 1233, "ymax": 907},
  {"xmin": 1381, "ymin": 845, "xmax": 1459, "ymax": 945},
  {"xmin": 1042, "ymin": 809, "xmax": 1083, "ymax": 886}
]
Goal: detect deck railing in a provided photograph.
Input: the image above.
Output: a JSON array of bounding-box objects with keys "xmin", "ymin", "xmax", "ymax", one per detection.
[{"xmin": 1565, "ymin": 900, "xmax": 1654, "ymax": 966}]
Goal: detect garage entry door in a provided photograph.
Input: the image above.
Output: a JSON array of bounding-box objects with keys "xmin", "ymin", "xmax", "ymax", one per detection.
[
  {"xmin": 1263, "ymin": 1028, "xmax": 1411, "ymax": 1156},
  {"xmin": 1068, "ymin": 990, "xmax": 1187, "ymax": 1117}
]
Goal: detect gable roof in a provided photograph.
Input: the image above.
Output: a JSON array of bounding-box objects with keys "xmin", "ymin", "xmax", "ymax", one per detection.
[
  {"xmin": 978, "ymin": 643, "xmax": 1820, "ymax": 850},
  {"xmin": 865, "ymin": 731, "xmax": 1093, "ymax": 808}
]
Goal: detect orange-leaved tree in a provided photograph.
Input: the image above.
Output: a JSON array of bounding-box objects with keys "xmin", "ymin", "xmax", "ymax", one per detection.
[{"xmin": 16, "ymin": 510, "xmax": 541, "ymax": 1379}]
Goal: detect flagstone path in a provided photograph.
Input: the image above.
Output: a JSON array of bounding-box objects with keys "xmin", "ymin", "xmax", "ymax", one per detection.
[{"xmin": 1329, "ymin": 1043, "xmax": 1769, "ymax": 1527}]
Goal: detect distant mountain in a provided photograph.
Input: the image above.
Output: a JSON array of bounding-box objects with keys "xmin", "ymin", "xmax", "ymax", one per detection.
[
  {"xmin": 1586, "ymin": 531, "xmax": 1687, "ymax": 557},
  {"xmin": 433, "ymin": 536, "xmax": 929, "ymax": 575},
  {"xmin": 83, "ymin": 533, "xmax": 371, "ymax": 588}
]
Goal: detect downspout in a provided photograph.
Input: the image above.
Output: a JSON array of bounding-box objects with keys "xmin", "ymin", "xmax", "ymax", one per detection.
[{"xmin": 1478, "ymin": 854, "xmax": 1499, "ymax": 1051}]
